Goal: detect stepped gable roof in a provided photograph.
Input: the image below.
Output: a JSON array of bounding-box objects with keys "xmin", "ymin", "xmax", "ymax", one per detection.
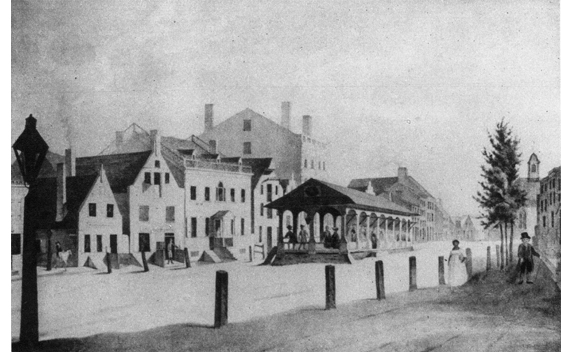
[
  {"xmin": 348, "ymin": 177, "xmax": 398, "ymax": 194},
  {"xmin": 241, "ymin": 158, "xmax": 274, "ymax": 190},
  {"xmin": 11, "ymin": 150, "xmax": 65, "ymax": 183},
  {"xmin": 76, "ymin": 151, "xmax": 151, "ymax": 193},
  {"xmin": 267, "ymin": 178, "xmax": 416, "ymax": 217}
]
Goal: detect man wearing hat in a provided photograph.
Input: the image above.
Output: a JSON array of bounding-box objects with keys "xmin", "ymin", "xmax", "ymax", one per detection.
[
  {"xmin": 283, "ymin": 225, "xmax": 298, "ymax": 249},
  {"xmin": 517, "ymin": 232, "xmax": 540, "ymax": 284},
  {"xmin": 331, "ymin": 227, "xmax": 341, "ymax": 249}
]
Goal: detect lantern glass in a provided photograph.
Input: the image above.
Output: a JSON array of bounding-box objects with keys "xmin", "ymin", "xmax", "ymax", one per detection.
[{"xmin": 12, "ymin": 114, "xmax": 49, "ymax": 185}]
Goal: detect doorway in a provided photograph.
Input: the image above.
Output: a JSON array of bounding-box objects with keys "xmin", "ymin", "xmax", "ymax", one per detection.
[
  {"xmin": 110, "ymin": 234, "xmax": 118, "ymax": 254},
  {"xmin": 267, "ymin": 227, "xmax": 273, "ymax": 253},
  {"xmin": 165, "ymin": 233, "xmax": 175, "ymax": 260}
]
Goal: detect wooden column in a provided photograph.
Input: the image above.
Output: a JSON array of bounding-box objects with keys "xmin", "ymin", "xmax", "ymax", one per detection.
[
  {"xmin": 214, "ymin": 270, "xmax": 228, "ymax": 328},
  {"xmin": 409, "ymin": 256, "xmax": 417, "ymax": 291},
  {"xmin": 375, "ymin": 261, "xmax": 385, "ymax": 300},
  {"xmin": 366, "ymin": 213, "xmax": 372, "ymax": 249},
  {"xmin": 325, "ymin": 265, "xmax": 336, "ymax": 309},
  {"xmin": 339, "ymin": 211, "xmax": 348, "ymax": 254},
  {"xmin": 308, "ymin": 212, "xmax": 316, "ymax": 255},
  {"xmin": 486, "ymin": 246, "xmax": 491, "ymax": 271},
  {"xmin": 277, "ymin": 211, "xmax": 284, "ymax": 254}
]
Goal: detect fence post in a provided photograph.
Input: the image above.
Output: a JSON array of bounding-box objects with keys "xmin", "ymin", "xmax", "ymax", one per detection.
[
  {"xmin": 214, "ymin": 270, "xmax": 228, "ymax": 328},
  {"xmin": 249, "ymin": 246, "xmax": 253, "ymax": 262},
  {"xmin": 409, "ymin": 256, "xmax": 417, "ymax": 291},
  {"xmin": 486, "ymin": 246, "xmax": 491, "ymax": 271},
  {"xmin": 184, "ymin": 248, "xmax": 191, "ymax": 269},
  {"xmin": 495, "ymin": 245, "xmax": 500, "ymax": 268},
  {"xmin": 466, "ymin": 248, "xmax": 473, "ymax": 278},
  {"xmin": 438, "ymin": 256, "xmax": 446, "ymax": 285},
  {"xmin": 375, "ymin": 261, "xmax": 385, "ymax": 300},
  {"xmin": 325, "ymin": 265, "xmax": 336, "ymax": 309},
  {"xmin": 106, "ymin": 249, "xmax": 112, "ymax": 274},
  {"xmin": 141, "ymin": 250, "xmax": 149, "ymax": 272}
]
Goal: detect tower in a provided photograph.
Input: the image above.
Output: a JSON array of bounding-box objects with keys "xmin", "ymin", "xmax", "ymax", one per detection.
[{"xmin": 527, "ymin": 153, "xmax": 540, "ymax": 181}]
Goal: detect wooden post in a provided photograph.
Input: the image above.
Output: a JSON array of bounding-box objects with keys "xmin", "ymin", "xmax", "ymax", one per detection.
[
  {"xmin": 184, "ymin": 248, "xmax": 191, "ymax": 269},
  {"xmin": 249, "ymin": 246, "xmax": 253, "ymax": 262},
  {"xmin": 438, "ymin": 256, "xmax": 445, "ymax": 285},
  {"xmin": 375, "ymin": 261, "xmax": 385, "ymax": 300},
  {"xmin": 325, "ymin": 265, "xmax": 336, "ymax": 309},
  {"xmin": 214, "ymin": 270, "xmax": 228, "ymax": 328},
  {"xmin": 141, "ymin": 250, "xmax": 149, "ymax": 272},
  {"xmin": 46, "ymin": 231, "xmax": 52, "ymax": 271},
  {"xmin": 486, "ymin": 246, "xmax": 491, "ymax": 271},
  {"xmin": 466, "ymin": 248, "xmax": 473, "ymax": 278},
  {"xmin": 495, "ymin": 245, "xmax": 500, "ymax": 268},
  {"xmin": 106, "ymin": 249, "xmax": 112, "ymax": 274},
  {"xmin": 409, "ymin": 256, "xmax": 417, "ymax": 291}
]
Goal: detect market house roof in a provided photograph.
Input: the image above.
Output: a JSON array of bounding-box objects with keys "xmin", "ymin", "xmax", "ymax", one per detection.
[{"xmin": 266, "ymin": 178, "xmax": 417, "ymax": 217}]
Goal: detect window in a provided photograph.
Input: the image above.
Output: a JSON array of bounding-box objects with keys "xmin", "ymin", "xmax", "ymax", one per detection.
[
  {"xmin": 304, "ymin": 159, "xmax": 307, "ymax": 168},
  {"xmin": 165, "ymin": 173, "xmax": 170, "ymax": 184},
  {"xmin": 190, "ymin": 186, "xmax": 197, "ymax": 200},
  {"xmin": 139, "ymin": 233, "xmax": 150, "ymax": 252},
  {"xmin": 231, "ymin": 219, "xmax": 235, "ymax": 235},
  {"xmin": 155, "ymin": 160, "xmax": 160, "ymax": 168},
  {"xmin": 144, "ymin": 172, "xmax": 151, "ymax": 184},
  {"xmin": 216, "ymin": 182, "xmax": 225, "ymax": 202},
  {"xmin": 139, "ymin": 206, "xmax": 149, "ymax": 222},
  {"xmin": 89, "ymin": 203, "xmax": 96, "ymax": 217},
  {"xmin": 231, "ymin": 189, "xmax": 235, "ymax": 202},
  {"xmin": 205, "ymin": 218, "xmax": 210, "ymax": 237},
  {"xmin": 243, "ymin": 142, "xmax": 251, "ymax": 155},
  {"xmin": 267, "ymin": 208, "xmax": 273, "ymax": 219},
  {"xmin": 275, "ymin": 186, "xmax": 278, "ymax": 195},
  {"xmin": 166, "ymin": 206, "xmax": 175, "ymax": 222},
  {"xmin": 261, "ymin": 203, "xmax": 264, "ymax": 216},
  {"xmin": 259, "ymin": 226, "xmax": 262, "ymax": 242},
  {"xmin": 84, "ymin": 235, "xmax": 91, "ymax": 253},
  {"xmin": 154, "ymin": 172, "xmax": 161, "ymax": 185},
  {"xmin": 241, "ymin": 218, "xmax": 245, "ymax": 236},
  {"xmin": 243, "ymin": 119, "xmax": 251, "ymax": 131},
  {"xmin": 205, "ymin": 187, "xmax": 210, "ymax": 201},
  {"xmin": 260, "ymin": 184, "xmax": 264, "ymax": 195},
  {"xmin": 323, "ymin": 161, "xmax": 326, "ymax": 170},
  {"xmin": 552, "ymin": 212, "xmax": 555, "ymax": 227},
  {"xmin": 241, "ymin": 189, "xmax": 246, "ymax": 202},
  {"xmin": 191, "ymin": 217, "xmax": 197, "ymax": 238},
  {"xmin": 267, "ymin": 184, "xmax": 272, "ymax": 202},
  {"xmin": 11, "ymin": 234, "xmax": 21, "ymax": 255},
  {"xmin": 543, "ymin": 216, "xmax": 547, "ymax": 227},
  {"xmin": 97, "ymin": 235, "xmax": 103, "ymax": 252},
  {"xmin": 311, "ymin": 160, "xmax": 314, "ymax": 169},
  {"xmin": 531, "ymin": 164, "xmax": 536, "ymax": 172},
  {"xmin": 107, "ymin": 204, "xmax": 114, "ymax": 218}
]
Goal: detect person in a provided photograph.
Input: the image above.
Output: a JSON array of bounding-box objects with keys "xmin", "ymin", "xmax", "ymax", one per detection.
[
  {"xmin": 54, "ymin": 241, "xmax": 63, "ymax": 268},
  {"xmin": 350, "ymin": 225, "xmax": 357, "ymax": 242},
  {"xmin": 298, "ymin": 225, "xmax": 308, "ymax": 250},
  {"xmin": 331, "ymin": 227, "xmax": 341, "ymax": 249},
  {"xmin": 284, "ymin": 225, "xmax": 297, "ymax": 249},
  {"xmin": 371, "ymin": 230, "xmax": 378, "ymax": 250},
  {"xmin": 359, "ymin": 226, "xmax": 368, "ymax": 248},
  {"xmin": 166, "ymin": 241, "xmax": 174, "ymax": 264},
  {"xmin": 323, "ymin": 226, "xmax": 332, "ymax": 249},
  {"xmin": 448, "ymin": 239, "xmax": 467, "ymax": 291},
  {"xmin": 517, "ymin": 232, "xmax": 540, "ymax": 284}
]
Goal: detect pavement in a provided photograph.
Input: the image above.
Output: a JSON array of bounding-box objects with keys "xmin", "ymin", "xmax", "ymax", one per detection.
[{"xmin": 12, "ymin": 262, "xmax": 561, "ymax": 352}]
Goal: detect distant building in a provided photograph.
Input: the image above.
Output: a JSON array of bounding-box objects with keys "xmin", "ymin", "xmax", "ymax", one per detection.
[
  {"xmin": 535, "ymin": 166, "xmax": 560, "ymax": 260},
  {"xmin": 348, "ymin": 167, "xmax": 440, "ymax": 242},
  {"xmin": 452, "ymin": 215, "xmax": 476, "ymax": 241},
  {"xmin": 513, "ymin": 153, "xmax": 541, "ymax": 239},
  {"xmin": 197, "ymin": 103, "xmax": 329, "ymax": 184}
]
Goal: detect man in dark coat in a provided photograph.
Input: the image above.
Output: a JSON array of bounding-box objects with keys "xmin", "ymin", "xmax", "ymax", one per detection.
[
  {"xmin": 284, "ymin": 225, "xmax": 297, "ymax": 249},
  {"xmin": 331, "ymin": 227, "xmax": 341, "ymax": 249},
  {"xmin": 517, "ymin": 232, "xmax": 540, "ymax": 284},
  {"xmin": 323, "ymin": 226, "xmax": 333, "ymax": 249}
]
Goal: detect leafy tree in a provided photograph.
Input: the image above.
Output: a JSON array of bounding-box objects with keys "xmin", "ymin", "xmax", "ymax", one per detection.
[{"xmin": 475, "ymin": 119, "xmax": 526, "ymax": 268}]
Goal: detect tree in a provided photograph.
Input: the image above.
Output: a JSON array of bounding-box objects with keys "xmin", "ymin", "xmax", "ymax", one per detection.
[{"xmin": 475, "ymin": 119, "xmax": 526, "ymax": 269}]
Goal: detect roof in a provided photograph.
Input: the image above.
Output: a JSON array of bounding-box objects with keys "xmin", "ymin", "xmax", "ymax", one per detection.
[
  {"xmin": 241, "ymin": 158, "xmax": 274, "ymax": 190},
  {"xmin": 266, "ymin": 178, "xmax": 417, "ymax": 217},
  {"xmin": 76, "ymin": 151, "xmax": 152, "ymax": 193},
  {"xmin": 348, "ymin": 177, "xmax": 398, "ymax": 195}
]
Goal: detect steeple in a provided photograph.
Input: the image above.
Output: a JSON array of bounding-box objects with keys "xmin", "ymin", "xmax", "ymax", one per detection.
[{"xmin": 527, "ymin": 153, "xmax": 540, "ymax": 181}]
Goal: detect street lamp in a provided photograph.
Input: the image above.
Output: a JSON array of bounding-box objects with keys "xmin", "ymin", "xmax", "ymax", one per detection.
[{"xmin": 12, "ymin": 114, "xmax": 49, "ymax": 346}]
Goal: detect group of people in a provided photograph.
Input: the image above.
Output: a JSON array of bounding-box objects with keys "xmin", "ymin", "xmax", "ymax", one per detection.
[{"xmin": 283, "ymin": 224, "xmax": 379, "ymax": 250}]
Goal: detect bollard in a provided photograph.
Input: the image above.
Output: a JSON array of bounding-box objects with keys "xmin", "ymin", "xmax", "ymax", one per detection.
[
  {"xmin": 325, "ymin": 265, "xmax": 336, "ymax": 309},
  {"xmin": 141, "ymin": 250, "xmax": 149, "ymax": 272},
  {"xmin": 106, "ymin": 251, "xmax": 112, "ymax": 274},
  {"xmin": 409, "ymin": 256, "xmax": 417, "ymax": 291},
  {"xmin": 486, "ymin": 246, "xmax": 491, "ymax": 271},
  {"xmin": 438, "ymin": 256, "xmax": 446, "ymax": 285},
  {"xmin": 466, "ymin": 248, "xmax": 473, "ymax": 278},
  {"xmin": 214, "ymin": 270, "xmax": 228, "ymax": 328},
  {"xmin": 184, "ymin": 248, "xmax": 191, "ymax": 269},
  {"xmin": 496, "ymin": 245, "xmax": 500, "ymax": 268},
  {"xmin": 375, "ymin": 261, "xmax": 385, "ymax": 300},
  {"xmin": 249, "ymin": 246, "xmax": 253, "ymax": 262}
]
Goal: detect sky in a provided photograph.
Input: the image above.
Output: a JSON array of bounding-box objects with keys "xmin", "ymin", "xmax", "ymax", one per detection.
[{"xmin": 10, "ymin": 0, "xmax": 560, "ymax": 217}]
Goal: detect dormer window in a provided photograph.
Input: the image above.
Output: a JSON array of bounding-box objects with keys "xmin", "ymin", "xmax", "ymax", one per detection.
[
  {"xmin": 155, "ymin": 160, "xmax": 160, "ymax": 168},
  {"xmin": 144, "ymin": 172, "xmax": 151, "ymax": 184}
]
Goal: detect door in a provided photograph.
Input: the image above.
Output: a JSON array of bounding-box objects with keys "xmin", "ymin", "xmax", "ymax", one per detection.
[
  {"xmin": 165, "ymin": 233, "xmax": 175, "ymax": 260},
  {"xmin": 267, "ymin": 227, "xmax": 273, "ymax": 253},
  {"xmin": 110, "ymin": 235, "xmax": 118, "ymax": 254}
]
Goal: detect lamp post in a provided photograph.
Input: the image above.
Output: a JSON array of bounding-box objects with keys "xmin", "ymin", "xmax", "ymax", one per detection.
[{"xmin": 13, "ymin": 114, "xmax": 49, "ymax": 346}]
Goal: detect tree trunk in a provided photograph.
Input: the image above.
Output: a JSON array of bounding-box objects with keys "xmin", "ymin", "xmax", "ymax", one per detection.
[
  {"xmin": 509, "ymin": 220, "xmax": 514, "ymax": 266},
  {"xmin": 499, "ymin": 223, "xmax": 504, "ymax": 270}
]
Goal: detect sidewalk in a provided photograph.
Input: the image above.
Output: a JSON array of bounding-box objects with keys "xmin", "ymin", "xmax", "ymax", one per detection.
[{"xmin": 13, "ymin": 264, "xmax": 561, "ymax": 352}]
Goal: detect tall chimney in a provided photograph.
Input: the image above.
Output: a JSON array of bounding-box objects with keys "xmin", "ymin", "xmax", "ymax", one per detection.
[
  {"xmin": 116, "ymin": 131, "xmax": 124, "ymax": 151},
  {"xmin": 56, "ymin": 163, "xmax": 67, "ymax": 222},
  {"xmin": 302, "ymin": 115, "xmax": 312, "ymax": 136},
  {"xmin": 398, "ymin": 167, "xmax": 408, "ymax": 182},
  {"xmin": 150, "ymin": 129, "xmax": 161, "ymax": 157},
  {"xmin": 204, "ymin": 104, "xmax": 214, "ymax": 132},
  {"xmin": 281, "ymin": 102, "xmax": 291, "ymax": 130},
  {"xmin": 65, "ymin": 149, "xmax": 75, "ymax": 177}
]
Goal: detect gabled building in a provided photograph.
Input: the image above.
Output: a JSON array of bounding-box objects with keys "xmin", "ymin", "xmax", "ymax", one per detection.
[
  {"xmin": 535, "ymin": 166, "xmax": 560, "ymax": 261},
  {"xmin": 348, "ymin": 167, "xmax": 440, "ymax": 243},
  {"xmin": 197, "ymin": 103, "xmax": 330, "ymax": 184},
  {"xmin": 452, "ymin": 215, "xmax": 477, "ymax": 241}
]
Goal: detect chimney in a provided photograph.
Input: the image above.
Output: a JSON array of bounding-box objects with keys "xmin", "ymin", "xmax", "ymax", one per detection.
[
  {"xmin": 398, "ymin": 167, "xmax": 408, "ymax": 182},
  {"xmin": 302, "ymin": 115, "xmax": 312, "ymax": 136},
  {"xmin": 281, "ymin": 102, "xmax": 291, "ymax": 130},
  {"xmin": 56, "ymin": 163, "xmax": 67, "ymax": 222},
  {"xmin": 204, "ymin": 104, "xmax": 214, "ymax": 132},
  {"xmin": 116, "ymin": 131, "xmax": 124, "ymax": 151},
  {"xmin": 65, "ymin": 149, "xmax": 75, "ymax": 177},
  {"xmin": 150, "ymin": 129, "xmax": 161, "ymax": 157}
]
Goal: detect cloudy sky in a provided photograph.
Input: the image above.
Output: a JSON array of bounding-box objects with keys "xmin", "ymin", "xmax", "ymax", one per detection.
[{"xmin": 11, "ymin": 0, "xmax": 560, "ymax": 217}]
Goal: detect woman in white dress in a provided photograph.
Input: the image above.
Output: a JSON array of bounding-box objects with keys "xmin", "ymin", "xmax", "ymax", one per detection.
[{"xmin": 448, "ymin": 240, "xmax": 467, "ymax": 291}]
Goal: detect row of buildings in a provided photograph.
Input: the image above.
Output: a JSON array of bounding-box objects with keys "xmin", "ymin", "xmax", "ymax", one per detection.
[{"xmin": 11, "ymin": 102, "xmax": 474, "ymax": 270}]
